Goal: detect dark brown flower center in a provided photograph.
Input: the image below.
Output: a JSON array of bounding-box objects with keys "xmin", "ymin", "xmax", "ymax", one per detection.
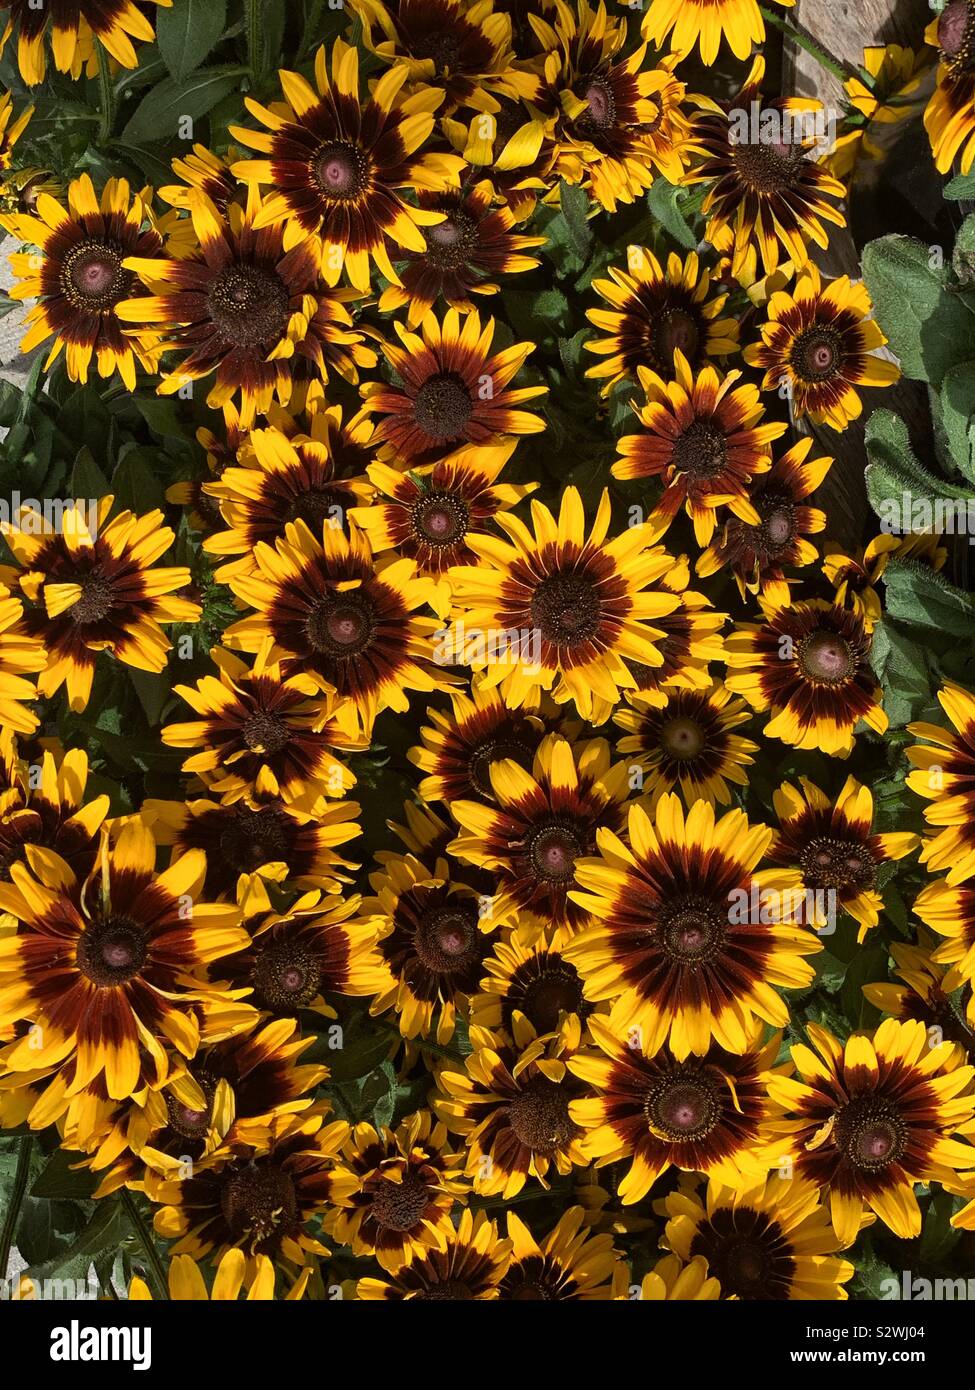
[
  {"xmin": 834, "ymin": 1097, "xmax": 907, "ymax": 1172},
  {"xmin": 76, "ymin": 914, "xmax": 148, "ymax": 987},
  {"xmin": 653, "ymin": 308, "xmax": 700, "ymax": 366},
  {"xmin": 414, "ymin": 906, "xmax": 480, "ymax": 974},
  {"xmin": 283, "ymin": 485, "xmax": 346, "ymax": 533},
  {"xmin": 658, "ymin": 896, "xmax": 726, "ymax": 964},
  {"xmin": 579, "ymin": 76, "xmax": 616, "ymax": 131},
  {"xmin": 207, "ymin": 265, "xmax": 290, "ymax": 349},
  {"xmin": 252, "ymin": 937, "xmax": 322, "ymax": 1011},
  {"xmin": 799, "ymin": 836, "xmax": 876, "ymax": 892},
  {"xmin": 672, "ymin": 418, "xmax": 728, "ymax": 479},
  {"xmin": 530, "ymin": 572, "xmax": 602, "ymax": 645},
  {"xmin": 468, "ymin": 733, "xmax": 535, "ymax": 797},
  {"xmin": 370, "ymin": 1172, "xmax": 432, "ymax": 1232},
  {"xmin": 219, "ymin": 1163, "xmax": 298, "ymax": 1252},
  {"xmin": 517, "ymin": 960, "xmax": 585, "ymax": 1034},
  {"xmin": 414, "ymin": 1279, "xmax": 474, "ymax": 1300},
  {"xmin": 305, "ymin": 589, "xmax": 376, "ymax": 657},
  {"xmin": 798, "ymin": 630, "xmax": 855, "ymax": 684},
  {"xmin": 241, "ymin": 709, "xmax": 291, "ymax": 756},
  {"xmin": 526, "ymin": 820, "xmax": 586, "ymax": 884},
  {"xmin": 411, "ymin": 493, "xmax": 469, "ymax": 546},
  {"xmin": 659, "ymin": 715, "xmax": 706, "ymax": 760},
  {"xmin": 424, "ymin": 210, "xmax": 478, "ymax": 270},
  {"xmin": 218, "ymin": 803, "xmax": 292, "ymax": 872},
  {"xmin": 413, "ymin": 372, "xmax": 475, "ymax": 441},
  {"xmin": 61, "ymin": 238, "xmax": 131, "ymax": 310},
  {"xmin": 940, "ymin": 0, "xmax": 974, "ymax": 63},
  {"xmin": 410, "ymin": 30, "xmax": 464, "ymax": 75},
  {"xmin": 165, "ymin": 1074, "xmax": 216, "ymax": 1140},
  {"xmin": 313, "ymin": 141, "xmax": 367, "ymax": 200},
  {"xmin": 791, "ymin": 325, "xmax": 843, "ymax": 381},
  {"xmin": 644, "ymin": 1067, "xmax": 721, "ymax": 1142},
  {"xmin": 760, "ymin": 498, "xmax": 796, "ymax": 553},
  {"xmin": 731, "ymin": 137, "xmax": 804, "ymax": 193},
  {"xmin": 507, "ymin": 1076, "xmax": 576, "ymax": 1153},
  {"xmin": 71, "ymin": 573, "xmax": 114, "ymax": 625}
]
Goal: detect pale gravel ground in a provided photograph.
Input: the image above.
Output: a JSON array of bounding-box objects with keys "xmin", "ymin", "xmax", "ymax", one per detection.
[{"xmin": 0, "ymin": 232, "xmax": 40, "ymax": 391}]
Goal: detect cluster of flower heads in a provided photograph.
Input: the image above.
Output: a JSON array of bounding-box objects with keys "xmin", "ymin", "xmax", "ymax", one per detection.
[{"xmin": 0, "ymin": 0, "xmax": 972, "ymax": 1303}]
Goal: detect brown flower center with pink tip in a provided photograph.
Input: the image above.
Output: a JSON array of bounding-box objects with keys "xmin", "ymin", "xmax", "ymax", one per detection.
[
  {"xmin": 414, "ymin": 906, "xmax": 480, "ymax": 975},
  {"xmin": 313, "ymin": 141, "xmax": 367, "ymax": 200},
  {"xmin": 526, "ymin": 820, "xmax": 586, "ymax": 885},
  {"xmin": 798, "ymin": 630, "xmax": 855, "ymax": 685},
  {"xmin": 578, "ymin": 76, "xmax": 616, "ymax": 132},
  {"xmin": 305, "ymin": 590, "xmax": 376, "ymax": 658},
  {"xmin": 658, "ymin": 896, "xmax": 726, "ymax": 965},
  {"xmin": 939, "ymin": 0, "xmax": 975, "ymax": 66},
  {"xmin": 799, "ymin": 836, "xmax": 876, "ymax": 893},
  {"xmin": 413, "ymin": 373, "xmax": 475, "ymax": 441},
  {"xmin": 424, "ymin": 210, "xmax": 478, "ymax": 271},
  {"xmin": 791, "ymin": 324, "xmax": 843, "ymax": 381},
  {"xmin": 76, "ymin": 914, "xmax": 148, "ymax": 987},
  {"xmin": 411, "ymin": 492, "xmax": 469, "ymax": 547},
  {"xmin": 61, "ymin": 238, "xmax": 131, "ymax": 310},
  {"xmin": 207, "ymin": 265, "xmax": 290, "ymax": 350},
  {"xmin": 644, "ymin": 1066, "xmax": 721, "ymax": 1142},
  {"xmin": 252, "ymin": 937, "xmax": 322, "ymax": 1012},
  {"xmin": 834, "ymin": 1097, "xmax": 906, "ymax": 1173},
  {"xmin": 659, "ymin": 715, "xmax": 706, "ymax": 761}
]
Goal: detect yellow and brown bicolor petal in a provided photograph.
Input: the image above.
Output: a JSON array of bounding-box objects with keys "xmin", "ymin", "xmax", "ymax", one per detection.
[
  {"xmin": 636, "ymin": 1253, "xmax": 721, "ymax": 1301},
  {"xmin": 2, "ymin": 496, "xmax": 199, "ymax": 713},
  {"xmin": 862, "ymin": 939, "xmax": 975, "ymax": 1049},
  {"xmin": 360, "ymin": 306, "xmax": 546, "ymax": 466},
  {"xmin": 696, "ymin": 437, "xmax": 832, "ymax": 607},
  {"xmin": 725, "ymin": 596, "xmax": 888, "ymax": 757},
  {"xmin": 221, "ymin": 517, "xmax": 446, "ymax": 740},
  {"xmin": 470, "ymin": 912, "xmax": 594, "ymax": 1046},
  {"xmin": 129, "ymin": 1249, "xmax": 309, "ymax": 1301},
  {"xmin": 0, "ymin": 0, "xmax": 170, "ymax": 86},
  {"xmin": 642, "ymin": 0, "xmax": 794, "ymax": 66},
  {"xmin": 907, "ymin": 681, "xmax": 975, "ymax": 883},
  {"xmin": 768, "ymin": 1018, "xmax": 975, "ymax": 1244},
  {"xmin": 356, "ymin": 1208, "xmax": 512, "ymax": 1299},
  {"xmin": 566, "ymin": 795, "xmax": 820, "ymax": 1057},
  {"xmin": 614, "ymin": 352, "xmax": 785, "ymax": 548},
  {"xmin": 925, "ymin": 1, "xmax": 975, "ymax": 174},
  {"xmin": 585, "ymin": 247, "xmax": 739, "ymax": 395},
  {"xmin": 446, "ymin": 487, "xmax": 687, "ymax": 721},
  {"xmin": 7, "ymin": 173, "xmax": 165, "ymax": 388},
  {"xmin": 566, "ymin": 1016, "xmax": 784, "ymax": 1205},
  {"xmin": 661, "ymin": 1173, "xmax": 855, "ymax": 1300},
  {"xmin": 0, "ymin": 580, "xmax": 45, "ymax": 734},
  {"xmin": 0, "ymin": 820, "xmax": 250, "ymax": 1102},
  {"xmin": 620, "ymin": 573, "xmax": 726, "ymax": 713},
  {"xmin": 822, "ymin": 532, "xmax": 929, "ymax": 634},
  {"xmin": 497, "ymin": 1205, "xmax": 622, "ymax": 1300},
  {"xmin": 743, "ymin": 263, "xmax": 899, "ymax": 431},
  {"xmin": 770, "ymin": 775, "xmax": 919, "ymax": 941},
  {"xmin": 449, "ymin": 732, "xmax": 630, "ymax": 932},
  {"xmin": 914, "ymin": 878, "xmax": 975, "ymax": 1020},
  {"xmin": 0, "ymin": 740, "xmax": 109, "ymax": 884},
  {"xmin": 230, "ymin": 37, "xmax": 465, "ymax": 289}
]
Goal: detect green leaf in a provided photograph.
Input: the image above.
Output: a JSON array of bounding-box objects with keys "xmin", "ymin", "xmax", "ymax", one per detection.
[
  {"xmin": 558, "ymin": 179, "xmax": 593, "ymax": 264},
  {"xmin": 71, "ymin": 445, "xmax": 111, "ymax": 502},
  {"xmin": 121, "ymin": 65, "xmax": 249, "ymax": 144},
  {"xmin": 945, "ymin": 169, "xmax": 975, "ymax": 200},
  {"xmin": 128, "ymin": 667, "xmax": 173, "ymax": 727},
  {"xmin": 864, "ymin": 410, "xmax": 971, "ymax": 536},
  {"xmin": 111, "ymin": 450, "xmax": 168, "ymax": 514},
  {"xmin": 23, "ymin": 1196, "xmax": 128, "ymax": 1291},
  {"xmin": 157, "ymin": 0, "xmax": 227, "ymax": 82},
  {"xmin": 883, "ymin": 558, "xmax": 975, "ymax": 637},
  {"xmin": 870, "ymin": 619, "xmax": 936, "ymax": 728},
  {"xmin": 935, "ymin": 362, "xmax": 975, "ymax": 485},
  {"xmin": 31, "ymin": 1148, "xmax": 98, "ymax": 1201},
  {"xmin": 646, "ymin": 178, "xmax": 699, "ymax": 251},
  {"xmin": 323, "ymin": 1028, "xmax": 394, "ymax": 1084},
  {"xmin": 861, "ymin": 235, "xmax": 975, "ymax": 386}
]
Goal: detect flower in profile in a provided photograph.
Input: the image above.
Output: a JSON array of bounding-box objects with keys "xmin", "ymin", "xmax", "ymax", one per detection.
[
  {"xmin": 862, "ymin": 939, "xmax": 974, "ymax": 1048},
  {"xmin": 914, "ymin": 878, "xmax": 975, "ymax": 1015},
  {"xmin": 446, "ymin": 488, "xmax": 685, "ymax": 720},
  {"xmin": 7, "ymin": 174, "xmax": 164, "ymax": 388},
  {"xmin": 725, "ymin": 597, "xmax": 888, "ymax": 757},
  {"xmin": 613, "ymin": 353, "xmax": 785, "ymax": 547},
  {"xmin": 768, "ymin": 1019, "xmax": 975, "ymax": 1242},
  {"xmin": 0, "ymin": 579, "xmax": 45, "ymax": 734},
  {"xmin": 497, "ymin": 1207, "xmax": 621, "ymax": 1300},
  {"xmin": 470, "ymin": 915, "xmax": 593, "ymax": 1046},
  {"xmin": 696, "ymin": 438, "xmax": 832, "ymax": 608},
  {"xmin": 744, "ymin": 263, "xmax": 899, "ymax": 430},
  {"xmin": 771, "ymin": 775, "xmax": 919, "ymax": 941},
  {"xmin": 3, "ymin": 497, "xmax": 199, "ymax": 713},
  {"xmin": 357, "ymin": 1209, "xmax": 512, "ymax": 1299},
  {"xmin": 567, "ymin": 795, "xmax": 818, "ymax": 1056},
  {"xmin": 231, "ymin": 37, "xmax": 464, "ymax": 288},
  {"xmin": 618, "ymin": 573, "xmax": 726, "ymax": 712},
  {"xmin": 0, "ymin": 740, "xmax": 109, "ymax": 884},
  {"xmin": 585, "ymin": 247, "xmax": 739, "ymax": 396},
  {"xmin": 925, "ymin": 0, "xmax": 975, "ymax": 174},
  {"xmin": 361, "ymin": 307, "xmax": 545, "ymax": 465},
  {"xmin": 642, "ymin": 0, "xmax": 795, "ymax": 66},
  {"xmin": 825, "ymin": 534, "xmax": 946, "ymax": 633},
  {"xmin": 0, "ymin": 0, "xmax": 171, "ymax": 86},
  {"xmin": 906, "ymin": 681, "xmax": 975, "ymax": 883},
  {"xmin": 613, "ymin": 682, "xmax": 758, "ymax": 808},
  {"xmin": 567, "ymin": 1017, "xmax": 783, "ymax": 1204},
  {"xmin": 661, "ymin": 1175, "xmax": 855, "ymax": 1300},
  {"xmin": 130, "ymin": 1249, "xmax": 309, "ymax": 1301}
]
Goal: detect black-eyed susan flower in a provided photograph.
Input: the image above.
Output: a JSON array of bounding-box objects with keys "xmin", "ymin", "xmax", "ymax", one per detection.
[
  {"xmin": 585, "ymin": 248, "xmax": 739, "ymax": 396},
  {"xmin": 613, "ymin": 682, "xmax": 758, "ymax": 808},
  {"xmin": 167, "ymin": 402, "xmax": 247, "ymax": 537},
  {"xmin": 725, "ymin": 596, "xmax": 888, "ymax": 756},
  {"xmin": 686, "ymin": 56, "xmax": 846, "ymax": 279},
  {"xmin": 130, "ymin": 1249, "xmax": 308, "ymax": 1301},
  {"xmin": 0, "ymin": 579, "xmax": 45, "ymax": 734},
  {"xmin": 231, "ymin": 37, "xmax": 464, "ymax": 288},
  {"xmin": 378, "ymin": 179, "xmax": 544, "ymax": 326},
  {"xmin": 357, "ymin": 1208, "xmax": 511, "ymax": 1299},
  {"xmin": 613, "ymin": 354, "xmax": 785, "ymax": 547},
  {"xmin": 497, "ymin": 1206, "xmax": 621, "ymax": 1299},
  {"xmin": 361, "ymin": 307, "xmax": 546, "ymax": 466},
  {"xmin": 661, "ymin": 1174, "xmax": 855, "ymax": 1300},
  {"xmin": 439, "ymin": 93, "xmax": 556, "ymax": 217},
  {"xmin": 0, "ymin": 820, "xmax": 249, "ymax": 1102},
  {"xmin": 906, "ymin": 681, "xmax": 975, "ymax": 883},
  {"xmin": 696, "ymin": 437, "xmax": 832, "ymax": 607},
  {"xmin": 620, "ymin": 575, "xmax": 726, "ymax": 711},
  {"xmin": 161, "ymin": 643, "xmax": 365, "ymax": 807},
  {"xmin": 567, "ymin": 795, "xmax": 819, "ymax": 1057},
  {"xmin": 0, "ymin": 741, "xmax": 108, "ymax": 884},
  {"xmin": 744, "ymin": 263, "xmax": 900, "ymax": 430},
  {"xmin": 157, "ymin": 144, "xmax": 239, "ymax": 215},
  {"xmin": 0, "ymin": 0, "xmax": 169, "ymax": 86},
  {"xmin": 636, "ymin": 1253, "xmax": 720, "ymax": 1301},
  {"xmin": 825, "ymin": 533, "xmax": 946, "ymax": 632},
  {"xmin": 449, "ymin": 732, "xmax": 629, "ymax": 932},
  {"xmin": 350, "ymin": 439, "xmax": 536, "ymax": 615},
  {"xmin": 325, "ymin": 1111, "xmax": 468, "ymax": 1270},
  {"xmin": 567, "ymin": 1017, "xmax": 783, "ymax": 1204},
  {"xmin": 914, "ymin": 878, "xmax": 975, "ymax": 1014},
  {"xmin": 470, "ymin": 915, "xmax": 593, "ymax": 1044},
  {"xmin": 642, "ymin": 0, "xmax": 795, "ymax": 66},
  {"xmin": 3, "ymin": 497, "xmax": 199, "ymax": 713},
  {"xmin": 862, "ymin": 939, "xmax": 974, "ymax": 1048},
  {"xmin": 446, "ymin": 488, "xmax": 685, "ymax": 720},
  {"xmin": 7, "ymin": 174, "xmax": 164, "ymax": 388},
  {"xmin": 925, "ymin": 0, "xmax": 975, "ymax": 174},
  {"xmin": 768, "ymin": 1019, "xmax": 975, "ymax": 1243},
  {"xmin": 771, "ymin": 775, "xmax": 919, "ymax": 941},
  {"xmin": 222, "ymin": 519, "xmax": 444, "ymax": 739},
  {"xmin": 434, "ymin": 1021, "xmax": 588, "ymax": 1196}
]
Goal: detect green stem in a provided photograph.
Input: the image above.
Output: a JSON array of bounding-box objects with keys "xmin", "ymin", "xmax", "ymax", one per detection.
[
  {"xmin": 0, "ymin": 1135, "xmax": 32, "ymax": 1281},
  {"xmin": 758, "ymin": 4, "xmax": 865, "ymax": 87},
  {"xmin": 246, "ymin": 0, "xmax": 267, "ymax": 83},
  {"xmin": 96, "ymin": 44, "xmax": 115, "ymax": 145},
  {"xmin": 298, "ymin": 0, "xmax": 326, "ymax": 66},
  {"xmin": 121, "ymin": 1190, "xmax": 169, "ymax": 1301}
]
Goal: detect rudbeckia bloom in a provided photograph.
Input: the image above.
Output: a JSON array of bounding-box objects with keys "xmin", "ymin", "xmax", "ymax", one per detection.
[
  {"xmin": 613, "ymin": 682, "xmax": 758, "ymax": 808},
  {"xmin": 642, "ymin": 0, "xmax": 794, "ymax": 66},
  {"xmin": 725, "ymin": 597, "xmax": 888, "ymax": 756},
  {"xmin": 357, "ymin": 1209, "xmax": 511, "ymax": 1299},
  {"xmin": 636, "ymin": 1253, "xmax": 720, "ymax": 1301},
  {"xmin": 3, "ymin": 497, "xmax": 199, "ymax": 713},
  {"xmin": 914, "ymin": 878, "xmax": 975, "ymax": 1011},
  {"xmin": 222, "ymin": 519, "xmax": 444, "ymax": 739},
  {"xmin": 768, "ymin": 1019, "xmax": 975, "ymax": 1243},
  {"xmin": 661, "ymin": 1175, "xmax": 855, "ymax": 1300},
  {"xmin": 130, "ymin": 1249, "xmax": 308, "ymax": 1301},
  {"xmin": 118, "ymin": 186, "xmax": 370, "ymax": 428},
  {"xmin": 7, "ymin": 174, "xmax": 164, "ymax": 388},
  {"xmin": 619, "ymin": 575, "xmax": 726, "ymax": 711},
  {"xmin": 613, "ymin": 353, "xmax": 785, "ymax": 547},
  {"xmin": 497, "ymin": 1206, "xmax": 621, "ymax": 1299},
  {"xmin": 449, "ymin": 732, "xmax": 630, "ymax": 932},
  {"xmin": 744, "ymin": 263, "xmax": 900, "ymax": 430},
  {"xmin": 862, "ymin": 939, "xmax": 974, "ymax": 1045},
  {"xmin": 696, "ymin": 437, "xmax": 832, "ymax": 607},
  {"xmin": 771, "ymin": 776, "xmax": 919, "ymax": 941},
  {"xmin": 231, "ymin": 37, "xmax": 465, "ymax": 288},
  {"xmin": 585, "ymin": 248, "xmax": 739, "ymax": 396},
  {"xmin": 0, "ymin": 580, "xmax": 45, "ymax": 734},
  {"xmin": 325, "ymin": 1112, "xmax": 468, "ymax": 1271},
  {"xmin": 161, "ymin": 643, "xmax": 365, "ymax": 806},
  {"xmin": 567, "ymin": 795, "xmax": 819, "ymax": 1056},
  {"xmin": 434, "ymin": 1021, "xmax": 588, "ymax": 1196},
  {"xmin": 0, "ymin": 741, "xmax": 109, "ymax": 884},
  {"xmin": 470, "ymin": 916, "xmax": 593, "ymax": 1044},
  {"xmin": 823, "ymin": 534, "xmax": 944, "ymax": 633},
  {"xmin": 0, "ymin": 820, "xmax": 248, "ymax": 1102},
  {"xmin": 906, "ymin": 681, "xmax": 975, "ymax": 883},
  {"xmin": 446, "ymin": 488, "xmax": 685, "ymax": 720},
  {"xmin": 361, "ymin": 307, "xmax": 546, "ymax": 466},
  {"xmin": 567, "ymin": 1017, "xmax": 783, "ymax": 1204},
  {"xmin": 925, "ymin": 1, "xmax": 975, "ymax": 174},
  {"xmin": 378, "ymin": 179, "xmax": 544, "ymax": 326},
  {"xmin": 0, "ymin": 0, "xmax": 170, "ymax": 86},
  {"xmin": 686, "ymin": 56, "xmax": 846, "ymax": 279}
]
